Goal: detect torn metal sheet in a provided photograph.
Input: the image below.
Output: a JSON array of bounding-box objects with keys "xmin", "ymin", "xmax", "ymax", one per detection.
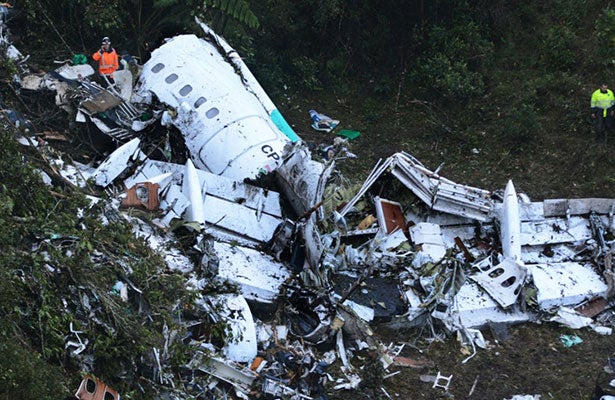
[
  {"xmin": 93, "ymin": 137, "xmax": 146, "ymax": 187},
  {"xmin": 215, "ymin": 241, "xmax": 291, "ymax": 304},
  {"xmin": 123, "ymin": 159, "xmax": 283, "ymax": 246},
  {"xmin": 408, "ymin": 222, "xmax": 447, "ymax": 263},
  {"xmin": 187, "ymin": 353, "xmax": 256, "ymax": 394},
  {"xmin": 527, "ymin": 262, "xmax": 609, "ymax": 310},
  {"xmin": 470, "ymin": 257, "xmax": 527, "ymax": 308},
  {"xmin": 275, "ymin": 142, "xmax": 330, "ymax": 217},
  {"xmin": 209, "ymin": 294, "xmax": 258, "ymax": 363},
  {"xmin": 126, "ymin": 160, "xmax": 282, "ymax": 217},
  {"xmin": 129, "ymin": 215, "xmax": 195, "ymax": 273},
  {"xmin": 388, "ymin": 152, "xmax": 493, "ymax": 221},
  {"xmin": 434, "ymin": 281, "xmax": 532, "ymax": 330},
  {"xmin": 54, "ymin": 63, "xmax": 95, "ymax": 81},
  {"xmin": 338, "ymin": 152, "xmax": 493, "ymax": 222},
  {"xmin": 136, "ymin": 34, "xmax": 290, "ymax": 180}
]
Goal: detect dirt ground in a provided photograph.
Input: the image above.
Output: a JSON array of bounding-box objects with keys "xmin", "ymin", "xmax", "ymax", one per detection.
[{"xmin": 278, "ymin": 91, "xmax": 615, "ymax": 400}]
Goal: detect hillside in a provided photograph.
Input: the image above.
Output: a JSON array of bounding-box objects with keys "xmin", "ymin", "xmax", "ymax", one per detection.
[{"xmin": 1, "ymin": 1, "xmax": 615, "ymax": 399}]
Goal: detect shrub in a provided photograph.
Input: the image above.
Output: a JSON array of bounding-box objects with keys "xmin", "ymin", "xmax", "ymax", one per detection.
[
  {"xmin": 542, "ymin": 25, "xmax": 577, "ymax": 70},
  {"xmin": 595, "ymin": 7, "xmax": 615, "ymax": 66},
  {"xmin": 410, "ymin": 17, "xmax": 493, "ymax": 101},
  {"xmin": 497, "ymin": 103, "xmax": 542, "ymax": 147}
]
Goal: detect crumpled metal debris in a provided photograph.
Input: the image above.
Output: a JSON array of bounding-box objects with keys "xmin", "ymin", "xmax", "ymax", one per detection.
[{"xmin": 6, "ymin": 8, "xmax": 615, "ymax": 400}]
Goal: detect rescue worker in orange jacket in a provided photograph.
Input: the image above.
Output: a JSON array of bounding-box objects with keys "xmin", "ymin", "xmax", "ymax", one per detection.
[{"xmin": 92, "ymin": 36, "xmax": 119, "ymax": 85}]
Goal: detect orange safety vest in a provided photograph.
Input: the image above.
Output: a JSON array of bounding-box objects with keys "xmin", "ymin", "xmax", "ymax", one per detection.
[{"xmin": 92, "ymin": 48, "xmax": 119, "ymax": 78}]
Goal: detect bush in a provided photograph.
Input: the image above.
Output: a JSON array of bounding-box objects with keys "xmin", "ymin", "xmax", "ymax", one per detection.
[
  {"xmin": 542, "ymin": 25, "xmax": 577, "ymax": 70},
  {"xmin": 413, "ymin": 54, "xmax": 486, "ymax": 100},
  {"xmin": 497, "ymin": 103, "xmax": 542, "ymax": 147},
  {"xmin": 595, "ymin": 7, "xmax": 615, "ymax": 66},
  {"xmin": 410, "ymin": 17, "xmax": 493, "ymax": 101}
]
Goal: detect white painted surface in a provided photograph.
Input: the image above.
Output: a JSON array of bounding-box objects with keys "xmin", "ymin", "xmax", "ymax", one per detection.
[
  {"xmin": 93, "ymin": 138, "xmax": 145, "ymax": 187},
  {"xmin": 501, "ymin": 180, "xmax": 522, "ymax": 262},
  {"xmin": 182, "ymin": 159, "xmax": 206, "ymax": 224},
  {"xmin": 137, "ymin": 34, "xmax": 290, "ymax": 180},
  {"xmin": 215, "ymin": 242, "xmax": 290, "ymax": 303},
  {"xmin": 527, "ymin": 262, "xmax": 608, "ymax": 310},
  {"xmin": 210, "ymin": 294, "xmax": 257, "ymax": 363}
]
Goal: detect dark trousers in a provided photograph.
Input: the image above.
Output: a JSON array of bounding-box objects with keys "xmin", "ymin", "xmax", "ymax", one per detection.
[
  {"xmin": 99, "ymin": 75, "xmax": 115, "ymax": 88},
  {"xmin": 594, "ymin": 110, "xmax": 613, "ymax": 143}
]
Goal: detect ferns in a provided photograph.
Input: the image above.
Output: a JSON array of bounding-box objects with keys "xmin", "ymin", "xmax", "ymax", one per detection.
[{"xmin": 205, "ymin": 0, "xmax": 259, "ymax": 29}]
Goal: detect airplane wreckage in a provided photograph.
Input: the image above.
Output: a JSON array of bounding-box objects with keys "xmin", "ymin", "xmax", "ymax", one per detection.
[{"xmin": 4, "ymin": 13, "xmax": 615, "ymax": 400}]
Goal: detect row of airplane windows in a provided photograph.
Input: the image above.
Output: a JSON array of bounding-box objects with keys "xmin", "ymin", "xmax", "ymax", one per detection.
[{"xmin": 151, "ymin": 62, "xmax": 219, "ymax": 118}]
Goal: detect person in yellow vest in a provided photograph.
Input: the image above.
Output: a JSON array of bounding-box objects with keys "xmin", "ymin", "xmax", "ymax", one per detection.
[
  {"xmin": 92, "ymin": 36, "xmax": 119, "ymax": 87},
  {"xmin": 591, "ymin": 83, "xmax": 615, "ymax": 143}
]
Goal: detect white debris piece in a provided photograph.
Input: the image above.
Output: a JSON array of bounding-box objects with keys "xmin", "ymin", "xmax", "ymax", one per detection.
[
  {"xmin": 209, "ymin": 294, "xmax": 257, "ymax": 363},
  {"xmin": 470, "ymin": 257, "xmax": 527, "ymax": 308},
  {"xmin": 500, "ymin": 180, "xmax": 522, "ymax": 262},
  {"xmin": 55, "ymin": 63, "xmax": 95, "ymax": 80},
  {"xmin": 215, "ymin": 241, "xmax": 291, "ymax": 303},
  {"xmin": 124, "ymin": 159, "xmax": 283, "ymax": 246},
  {"xmin": 527, "ymin": 262, "xmax": 608, "ymax": 310},
  {"xmin": 409, "ymin": 222, "xmax": 447, "ymax": 263},
  {"xmin": 182, "ymin": 159, "xmax": 206, "ymax": 225},
  {"xmin": 94, "ymin": 138, "xmax": 146, "ymax": 187},
  {"xmin": 436, "ymin": 281, "xmax": 531, "ymax": 330}
]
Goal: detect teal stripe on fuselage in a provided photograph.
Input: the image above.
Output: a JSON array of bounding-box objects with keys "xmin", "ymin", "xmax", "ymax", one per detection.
[{"xmin": 270, "ymin": 109, "xmax": 300, "ymax": 143}]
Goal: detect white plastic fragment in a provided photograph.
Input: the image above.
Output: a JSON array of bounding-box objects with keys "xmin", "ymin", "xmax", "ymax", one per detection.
[
  {"xmin": 409, "ymin": 222, "xmax": 447, "ymax": 263},
  {"xmin": 93, "ymin": 138, "xmax": 145, "ymax": 187},
  {"xmin": 432, "ymin": 371, "xmax": 453, "ymax": 391},
  {"xmin": 215, "ymin": 241, "xmax": 290, "ymax": 303}
]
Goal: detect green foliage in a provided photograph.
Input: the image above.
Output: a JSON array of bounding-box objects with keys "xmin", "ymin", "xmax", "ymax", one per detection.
[
  {"xmin": 542, "ymin": 25, "xmax": 577, "ymax": 70},
  {"xmin": 413, "ymin": 54, "xmax": 486, "ymax": 100},
  {"xmin": 410, "ymin": 17, "xmax": 493, "ymax": 101},
  {"xmin": 595, "ymin": 7, "xmax": 615, "ymax": 66},
  {"xmin": 553, "ymin": 0, "xmax": 589, "ymax": 27},
  {"xmin": 291, "ymin": 56, "xmax": 322, "ymax": 90},
  {"xmin": 0, "ymin": 126, "xmax": 195, "ymax": 396},
  {"xmin": 0, "ymin": 339, "xmax": 69, "ymax": 399},
  {"xmin": 360, "ymin": 351, "xmax": 385, "ymax": 398},
  {"xmin": 204, "ymin": 0, "xmax": 259, "ymax": 29},
  {"xmin": 496, "ymin": 103, "xmax": 542, "ymax": 147}
]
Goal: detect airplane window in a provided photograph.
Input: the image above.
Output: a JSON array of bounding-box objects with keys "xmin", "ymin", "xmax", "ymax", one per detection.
[
  {"xmin": 85, "ymin": 378, "xmax": 96, "ymax": 393},
  {"xmin": 194, "ymin": 97, "xmax": 207, "ymax": 108},
  {"xmin": 151, "ymin": 63, "xmax": 165, "ymax": 73},
  {"xmin": 165, "ymin": 74, "xmax": 178, "ymax": 83},
  {"xmin": 206, "ymin": 108, "xmax": 219, "ymax": 118},
  {"xmin": 179, "ymin": 85, "xmax": 192, "ymax": 96}
]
